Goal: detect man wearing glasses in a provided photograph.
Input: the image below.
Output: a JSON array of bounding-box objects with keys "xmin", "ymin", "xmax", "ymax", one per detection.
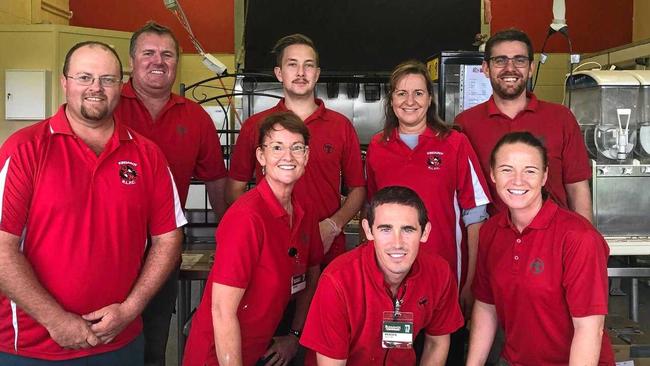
[
  {"xmin": 0, "ymin": 41, "xmax": 185, "ymax": 365},
  {"xmin": 455, "ymin": 28, "xmax": 592, "ymax": 221}
]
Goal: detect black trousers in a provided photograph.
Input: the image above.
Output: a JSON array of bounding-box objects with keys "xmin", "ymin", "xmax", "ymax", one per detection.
[{"xmin": 142, "ymin": 268, "xmax": 179, "ymax": 366}]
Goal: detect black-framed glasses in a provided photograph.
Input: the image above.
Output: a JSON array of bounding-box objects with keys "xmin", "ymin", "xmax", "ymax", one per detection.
[
  {"xmin": 261, "ymin": 143, "xmax": 308, "ymax": 157},
  {"xmin": 65, "ymin": 74, "xmax": 121, "ymax": 87},
  {"xmin": 487, "ymin": 56, "xmax": 531, "ymax": 68}
]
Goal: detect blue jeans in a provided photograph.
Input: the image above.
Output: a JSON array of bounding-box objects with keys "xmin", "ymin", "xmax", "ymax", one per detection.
[{"xmin": 0, "ymin": 333, "xmax": 144, "ymax": 366}]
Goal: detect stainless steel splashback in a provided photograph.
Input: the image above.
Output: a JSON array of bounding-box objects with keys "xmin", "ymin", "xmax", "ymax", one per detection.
[
  {"xmin": 237, "ymin": 81, "xmax": 386, "ymax": 145},
  {"xmin": 592, "ymin": 163, "xmax": 650, "ymax": 236}
]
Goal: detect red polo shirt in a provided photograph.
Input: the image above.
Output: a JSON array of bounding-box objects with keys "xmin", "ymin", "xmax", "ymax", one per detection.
[
  {"xmin": 300, "ymin": 242, "xmax": 463, "ymax": 364},
  {"xmin": 455, "ymin": 93, "xmax": 591, "ymax": 214},
  {"xmin": 229, "ymin": 99, "xmax": 365, "ymax": 263},
  {"xmin": 366, "ymin": 129, "xmax": 490, "ymax": 282},
  {"xmin": 115, "ymin": 81, "xmax": 227, "ymax": 206},
  {"xmin": 0, "ymin": 106, "xmax": 186, "ymax": 360},
  {"xmin": 183, "ymin": 178, "xmax": 323, "ymax": 366},
  {"xmin": 472, "ymin": 200, "xmax": 614, "ymax": 365}
]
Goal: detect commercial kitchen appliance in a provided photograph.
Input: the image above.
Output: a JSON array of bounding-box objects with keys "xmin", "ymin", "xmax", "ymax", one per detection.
[{"xmin": 566, "ymin": 70, "xmax": 650, "ymax": 237}]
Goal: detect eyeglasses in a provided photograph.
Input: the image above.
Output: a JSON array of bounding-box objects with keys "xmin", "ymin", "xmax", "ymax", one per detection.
[
  {"xmin": 487, "ymin": 56, "xmax": 531, "ymax": 68},
  {"xmin": 262, "ymin": 143, "xmax": 308, "ymax": 157},
  {"xmin": 392, "ymin": 89, "xmax": 429, "ymax": 101},
  {"xmin": 65, "ymin": 74, "xmax": 121, "ymax": 87}
]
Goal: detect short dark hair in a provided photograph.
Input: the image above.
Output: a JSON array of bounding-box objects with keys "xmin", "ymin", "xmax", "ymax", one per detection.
[
  {"xmin": 130, "ymin": 21, "xmax": 180, "ymax": 59},
  {"xmin": 367, "ymin": 186, "xmax": 428, "ymax": 231},
  {"xmin": 257, "ymin": 111, "xmax": 310, "ymax": 146},
  {"xmin": 490, "ymin": 131, "xmax": 548, "ymax": 169},
  {"xmin": 484, "ymin": 28, "xmax": 534, "ymax": 61},
  {"xmin": 63, "ymin": 41, "xmax": 123, "ymax": 79},
  {"xmin": 383, "ymin": 60, "xmax": 450, "ymax": 141},
  {"xmin": 271, "ymin": 34, "xmax": 319, "ymax": 67}
]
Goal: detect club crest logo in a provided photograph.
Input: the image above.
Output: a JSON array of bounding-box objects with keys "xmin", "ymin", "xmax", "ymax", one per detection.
[
  {"xmin": 118, "ymin": 161, "xmax": 139, "ymax": 185},
  {"xmin": 530, "ymin": 257, "xmax": 545, "ymax": 275},
  {"xmin": 426, "ymin": 151, "xmax": 443, "ymax": 170},
  {"xmin": 417, "ymin": 296, "xmax": 429, "ymax": 308},
  {"xmin": 323, "ymin": 143, "xmax": 334, "ymax": 154}
]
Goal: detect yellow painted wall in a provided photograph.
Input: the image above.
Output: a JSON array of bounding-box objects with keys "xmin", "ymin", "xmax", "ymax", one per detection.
[
  {"xmin": 0, "ymin": 0, "xmax": 31, "ymax": 24},
  {"xmin": 532, "ymin": 53, "xmax": 571, "ymax": 104},
  {"xmin": 0, "ymin": 27, "xmax": 55, "ymax": 140},
  {"xmin": 0, "ymin": 0, "xmax": 70, "ymax": 25},
  {"xmin": 37, "ymin": 0, "xmax": 72, "ymax": 25},
  {"xmin": 177, "ymin": 54, "xmax": 236, "ymax": 104},
  {"xmin": 634, "ymin": 0, "xmax": 650, "ymax": 42},
  {"xmin": 0, "ymin": 24, "xmax": 130, "ymax": 143}
]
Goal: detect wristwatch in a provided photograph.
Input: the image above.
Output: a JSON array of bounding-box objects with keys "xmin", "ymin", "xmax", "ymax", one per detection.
[{"xmin": 288, "ymin": 328, "xmax": 302, "ymax": 339}]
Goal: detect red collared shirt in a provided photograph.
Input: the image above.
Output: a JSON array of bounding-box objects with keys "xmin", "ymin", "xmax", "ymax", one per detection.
[
  {"xmin": 115, "ymin": 81, "xmax": 227, "ymax": 206},
  {"xmin": 366, "ymin": 128, "xmax": 490, "ymax": 281},
  {"xmin": 455, "ymin": 93, "xmax": 591, "ymax": 215},
  {"xmin": 0, "ymin": 105, "xmax": 186, "ymax": 360},
  {"xmin": 183, "ymin": 178, "xmax": 324, "ymax": 366},
  {"xmin": 301, "ymin": 242, "xmax": 463, "ymax": 364},
  {"xmin": 229, "ymin": 98, "xmax": 365, "ymax": 263},
  {"xmin": 473, "ymin": 199, "xmax": 614, "ymax": 365}
]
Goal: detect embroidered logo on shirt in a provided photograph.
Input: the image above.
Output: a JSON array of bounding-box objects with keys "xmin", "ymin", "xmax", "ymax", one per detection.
[
  {"xmin": 417, "ymin": 296, "xmax": 428, "ymax": 308},
  {"xmin": 530, "ymin": 258, "xmax": 545, "ymax": 275},
  {"xmin": 426, "ymin": 151, "xmax": 443, "ymax": 170},
  {"xmin": 118, "ymin": 161, "xmax": 139, "ymax": 185},
  {"xmin": 323, "ymin": 143, "xmax": 334, "ymax": 154},
  {"xmin": 176, "ymin": 124, "xmax": 188, "ymax": 136}
]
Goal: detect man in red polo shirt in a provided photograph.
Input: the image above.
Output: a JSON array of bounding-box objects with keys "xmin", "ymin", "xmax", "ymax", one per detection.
[
  {"xmin": 301, "ymin": 186, "xmax": 463, "ymax": 365},
  {"xmin": 226, "ymin": 34, "xmax": 366, "ymax": 265},
  {"xmin": 114, "ymin": 22, "xmax": 227, "ymax": 365},
  {"xmin": 455, "ymin": 29, "xmax": 592, "ymax": 221},
  {"xmin": 0, "ymin": 41, "xmax": 185, "ymax": 365}
]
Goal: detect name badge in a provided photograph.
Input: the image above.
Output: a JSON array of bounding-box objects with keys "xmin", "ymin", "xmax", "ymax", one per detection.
[
  {"xmin": 382, "ymin": 311, "xmax": 414, "ymax": 349},
  {"xmin": 291, "ymin": 273, "xmax": 306, "ymax": 295}
]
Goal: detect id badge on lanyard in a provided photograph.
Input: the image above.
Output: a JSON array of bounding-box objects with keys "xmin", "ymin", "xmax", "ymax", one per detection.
[{"xmin": 382, "ymin": 311, "xmax": 414, "ymax": 349}]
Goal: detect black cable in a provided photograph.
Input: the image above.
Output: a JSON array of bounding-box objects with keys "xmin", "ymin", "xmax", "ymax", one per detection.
[
  {"xmin": 532, "ymin": 29, "xmax": 553, "ymax": 92},
  {"xmin": 564, "ymin": 32, "xmax": 574, "ymax": 108},
  {"xmin": 532, "ymin": 26, "xmax": 575, "ymax": 111},
  {"xmin": 383, "ymin": 348, "xmax": 389, "ymax": 366}
]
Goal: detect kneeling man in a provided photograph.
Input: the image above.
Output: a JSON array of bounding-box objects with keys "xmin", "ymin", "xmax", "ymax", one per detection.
[{"xmin": 300, "ymin": 186, "xmax": 463, "ymax": 365}]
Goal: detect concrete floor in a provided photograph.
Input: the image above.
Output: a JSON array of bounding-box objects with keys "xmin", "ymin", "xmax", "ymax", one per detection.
[{"xmin": 162, "ymin": 278, "xmax": 650, "ymax": 366}]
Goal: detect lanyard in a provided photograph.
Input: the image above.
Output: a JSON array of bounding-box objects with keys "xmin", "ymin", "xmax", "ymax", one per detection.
[{"xmin": 386, "ymin": 284, "xmax": 407, "ymax": 320}]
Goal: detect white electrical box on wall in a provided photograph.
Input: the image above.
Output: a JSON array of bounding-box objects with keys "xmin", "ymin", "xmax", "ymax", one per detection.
[{"xmin": 5, "ymin": 69, "xmax": 50, "ymax": 120}]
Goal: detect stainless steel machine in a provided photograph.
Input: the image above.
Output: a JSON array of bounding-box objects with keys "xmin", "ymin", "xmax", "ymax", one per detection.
[{"xmin": 567, "ymin": 70, "xmax": 650, "ymax": 237}]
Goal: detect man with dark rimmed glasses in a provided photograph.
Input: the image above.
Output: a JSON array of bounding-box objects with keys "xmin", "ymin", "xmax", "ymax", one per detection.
[{"xmin": 456, "ymin": 28, "xmax": 592, "ymax": 222}]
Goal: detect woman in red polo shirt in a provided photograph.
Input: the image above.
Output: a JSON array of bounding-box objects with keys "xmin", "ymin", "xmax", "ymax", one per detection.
[
  {"xmin": 468, "ymin": 131, "xmax": 614, "ymax": 365},
  {"xmin": 365, "ymin": 60, "xmax": 490, "ymax": 319},
  {"xmin": 183, "ymin": 111, "xmax": 323, "ymax": 366}
]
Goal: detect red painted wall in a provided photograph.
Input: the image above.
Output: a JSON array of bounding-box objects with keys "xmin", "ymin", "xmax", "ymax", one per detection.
[
  {"xmin": 70, "ymin": 0, "xmax": 234, "ymax": 54},
  {"xmin": 491, "ymin": 0, "xmax": 633, "ymax": 53}
]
